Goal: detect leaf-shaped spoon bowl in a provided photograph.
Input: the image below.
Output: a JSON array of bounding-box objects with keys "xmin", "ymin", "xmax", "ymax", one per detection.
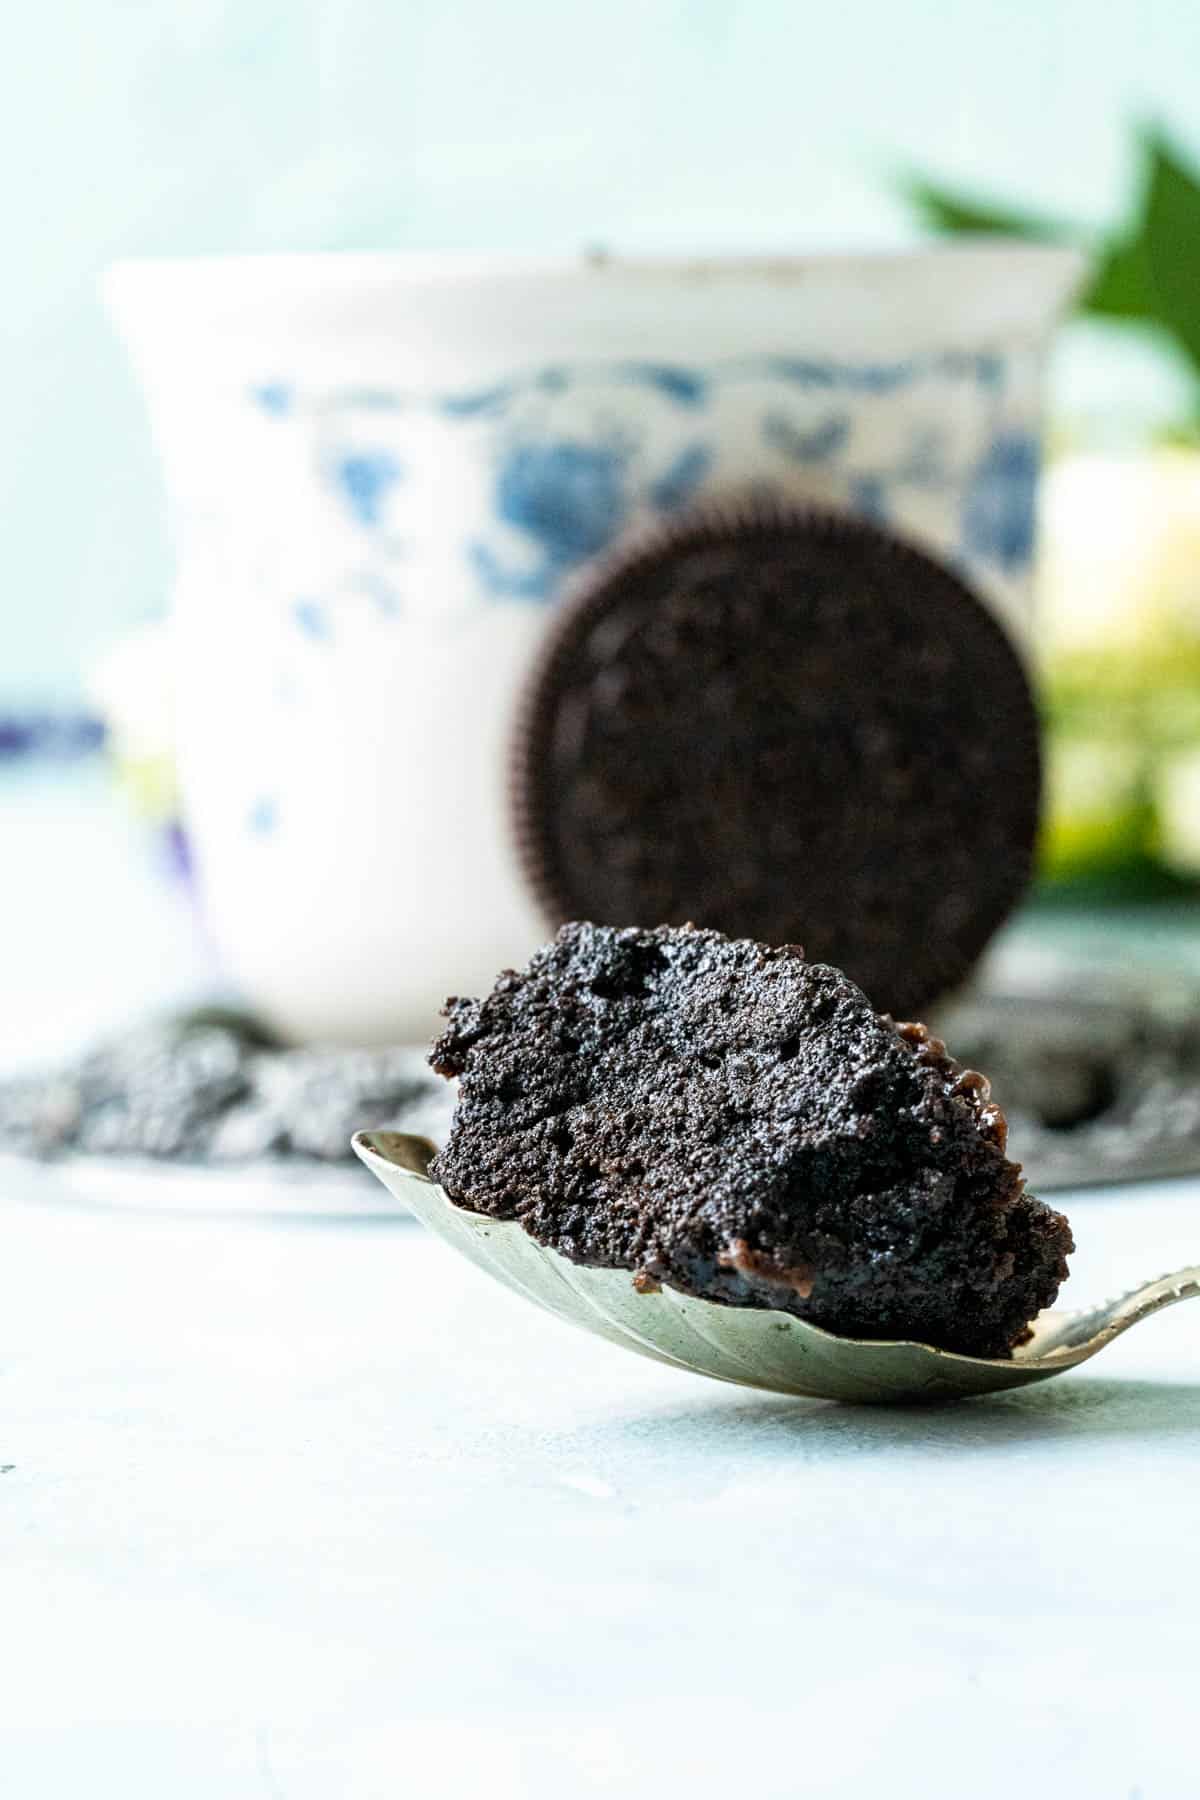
[{"xmin": 353, "ymin": 1130, "xmax": 1199, "ymax": 1403}]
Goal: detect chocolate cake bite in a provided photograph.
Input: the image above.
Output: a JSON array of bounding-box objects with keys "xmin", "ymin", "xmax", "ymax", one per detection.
[{"xmin": 429, "ymin": 922, "xmax": 1072, "ymax": 1359}]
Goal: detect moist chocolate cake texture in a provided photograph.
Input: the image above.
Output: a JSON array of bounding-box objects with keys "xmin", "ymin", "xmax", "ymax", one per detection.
[{"xmin": 429, "ymin": 922, "xmax": 1073, "ymax": 1359}]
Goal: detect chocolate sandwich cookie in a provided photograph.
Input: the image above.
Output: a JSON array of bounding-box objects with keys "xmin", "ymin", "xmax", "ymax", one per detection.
[{"xmin": 509, "ymin": 503, "xmax": 1041, "ymax": 1018}]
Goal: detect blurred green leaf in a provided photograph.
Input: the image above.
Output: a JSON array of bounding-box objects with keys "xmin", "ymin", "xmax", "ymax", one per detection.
[
  {"xmin": 902, "ymin": 173, "xmax": 1135, "ymax": 320},
  {"xmin": 1141, "ymin": 127, "xmax": 1200, "ymax": 378},
  {"xmin": 901, "ymin": 175, "xmax": 1065, "ymax": 241},
  {"xmin": 1080, "ymin": 234, "xmax": 1154, "ymax": 319},
  {"xmin": 902, "ymin": 128, "xmax": 1200, "ymax": 420}
]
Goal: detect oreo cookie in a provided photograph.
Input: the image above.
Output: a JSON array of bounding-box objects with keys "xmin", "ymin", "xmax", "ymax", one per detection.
[{"xmin": 509, "ymin": 503, "xmax": 1041, "ymax": 1017}]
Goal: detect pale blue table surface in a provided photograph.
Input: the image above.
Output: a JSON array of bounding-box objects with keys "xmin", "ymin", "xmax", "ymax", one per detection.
[{"xmin": 2, "ymin": 765, "xmax": 1198, "ymax": 1799}]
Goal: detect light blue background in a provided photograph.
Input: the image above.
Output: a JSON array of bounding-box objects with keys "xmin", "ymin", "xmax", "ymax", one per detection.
[{"xmin": 4, "ymin": 0, "xmax": 1198, "ymax": 699}]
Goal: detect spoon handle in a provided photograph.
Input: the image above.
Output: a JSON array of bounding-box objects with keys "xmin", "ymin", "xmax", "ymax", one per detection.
[
  {"xmin": 1103, "ymin": 1264, "xmax": 1200, "ymax": 1336},
  {"xmin": 1042, "ymin": 1264, "xmax": 1200, "ymax": 1359}
]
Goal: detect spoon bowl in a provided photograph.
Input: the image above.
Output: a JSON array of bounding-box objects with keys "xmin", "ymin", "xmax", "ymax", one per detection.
[{"xmin": 353, "ymin": 1130, "xmax": 1199, "ymax": 1403}]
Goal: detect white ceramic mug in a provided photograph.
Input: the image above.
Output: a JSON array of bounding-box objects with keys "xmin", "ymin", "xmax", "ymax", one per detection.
[{"xmin": 105, "ymin": 247, "xmax": 1081, "ymax": 1044}]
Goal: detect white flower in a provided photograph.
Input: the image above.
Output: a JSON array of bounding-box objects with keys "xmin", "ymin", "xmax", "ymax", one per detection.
[{"xmin": 1036, "ymin": 449, "xmax": 1200, "ymax": 659}]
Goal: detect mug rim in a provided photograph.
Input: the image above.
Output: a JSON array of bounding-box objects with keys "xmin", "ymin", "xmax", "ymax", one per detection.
[{"xmin": 104, "ymin": 241, "xmax": 1083, "ymax": 293}]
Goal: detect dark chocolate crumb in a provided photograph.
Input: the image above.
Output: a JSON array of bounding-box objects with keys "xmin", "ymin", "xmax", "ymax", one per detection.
[{"xmin": 429, "ymin": 921, "xmax": 1073, "ymax": 1358}]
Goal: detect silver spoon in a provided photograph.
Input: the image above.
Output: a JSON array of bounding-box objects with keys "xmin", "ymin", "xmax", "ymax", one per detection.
[{"xmin": 353, "ymin": 1130, "xmax": 1199, "ymax": 1404}]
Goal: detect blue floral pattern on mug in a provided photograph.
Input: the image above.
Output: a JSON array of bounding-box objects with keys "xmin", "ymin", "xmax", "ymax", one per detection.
[
  {"xmin": 291, "ymin": 598, "xmax": 332, "ymax": 641},
  {"xmin": 470, "ymin": 438, "xmax": 633, "ymax": 600},
  {"xmin": 245, "ymin": 349, "xmax": 1040, "ymax": 644},
  {"xmin": 761, "ymin": 412, "xmax": 850, "ymax": 465},
  {"xmin": 340, "ymin": 452, "xmax": 402, "ymax": 527},
  {"xmin": 247, "ymin": 796, "xmax": 279, "ymax": 837},
  {"xmin": 231, "ymin": 348, "xmax": 1048, "ymax": 837},
  {"xmin": 647, "ymin": 443, "xmax": 714, "ymax": 512},
  {"xmin": 960, "ymin": 430, "xmax": 1040, "ymax": 572}
]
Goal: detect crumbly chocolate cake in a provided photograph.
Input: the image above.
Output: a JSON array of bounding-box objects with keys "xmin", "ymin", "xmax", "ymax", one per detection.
[
  {"xmin": 429, "ymin": 922, "xmax": 1072, "ymax": 1359},
  {"xmin": 509, "ymin": 504, "xmax": 1041, "ymax": 1019}
]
